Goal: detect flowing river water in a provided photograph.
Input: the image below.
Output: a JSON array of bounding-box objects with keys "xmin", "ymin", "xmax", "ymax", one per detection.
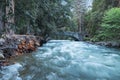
[{"xmin": 0, "ymin": 40, "xmax": 120, "ymax": 80}]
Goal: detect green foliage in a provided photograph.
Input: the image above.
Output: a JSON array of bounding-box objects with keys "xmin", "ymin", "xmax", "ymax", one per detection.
[
  {"xmin": 98, "ymin": 8, "xmax": 120, "ymax": 41},
  {"xmin": 36, "ymin": 0, "xmax": 73, "ymax": 36},
  {"xmin": 84, "ymin": 0, "xmax": 120, "ymax": 41},
  {"xmin": 14, "ymin": 0, "xmax": 73, "ymax": 36},
  {"xmin": 84, "ymin": 0, "xmax": 107, "ymax": 38},
  {"xmin": 84, "ymin": 10, "xmax": 103, "ymax": 37},
  {"xmin": 15, "ymin": 0, "xmax": 38, "ymax": 34}
]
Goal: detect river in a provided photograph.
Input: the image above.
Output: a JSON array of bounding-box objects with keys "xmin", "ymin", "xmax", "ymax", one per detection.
[{"xmin": 0, "ymin": 40, "xmax": 120, "ymax": 80}]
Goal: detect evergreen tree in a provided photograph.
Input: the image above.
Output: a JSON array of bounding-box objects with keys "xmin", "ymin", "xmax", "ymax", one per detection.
[
  {"xmin": 14, "ymin": 0, "xmax": 73, "ymax": 36},
  {"xmin": 84, "ymin": 0, "xmax": 120, "ymax": 41},
  {"xmin": 98, "ymin": 8, "xmax": 120, "ymax": 41}
]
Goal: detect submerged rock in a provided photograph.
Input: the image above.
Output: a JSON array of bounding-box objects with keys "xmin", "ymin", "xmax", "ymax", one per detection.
[
  {"xmin": 0, "ymin": 38, "xmax": 5, "ymax": 46},
  {"xmin": 0, "ymin": 53, "xmax": 4, "ymax": 59},
  {"xmin": 0, "ymin": 51, "xmax": 4, "ymax": 59}
]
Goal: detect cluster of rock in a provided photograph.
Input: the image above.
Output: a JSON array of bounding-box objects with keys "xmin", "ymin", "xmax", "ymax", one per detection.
[
  {"xmin": 95, "ymin": 41, "xmax": 120, "ymax": 47},
  {"xmin": 0, "ymin": 34, "xmax": 44, "ymax": 66},
  {"xmin": 87, "ymin": 41, "xmax": 120, "ymax": 48}
]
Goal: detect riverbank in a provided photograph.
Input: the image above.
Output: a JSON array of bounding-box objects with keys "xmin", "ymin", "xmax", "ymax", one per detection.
[
  {"xmin": 0, "ymin": 34, "xmax": 45, "ymax": 66},
  {"xmin": 86, "ymin": 41, "xmax": 120, "ymax": 48},
  {"xmin": 1, "ymin": 40, "xmax": 119, "ymax": 80}
]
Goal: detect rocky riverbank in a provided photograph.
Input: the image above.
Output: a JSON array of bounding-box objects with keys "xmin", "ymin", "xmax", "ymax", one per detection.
[
  {"xmin": 0, "ymin": 34, "xmax": 45, "ymax": 66},
  {"xmin": 87, "ymin": 41, "xmax": 120, "ymax": 48}
]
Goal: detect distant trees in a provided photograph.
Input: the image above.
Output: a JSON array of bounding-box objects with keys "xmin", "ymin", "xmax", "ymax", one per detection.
[
  {"xmin": 72, "ymin": 0, "xmax": 93, "ymax": 39},
  {"xmin": 98, "ymin": 8, "xmax": 120, "ymax": 40},
  {"xmin": 84, "ymin": 0, "xmax": 120, "ymax": 41},
  {"xmin": 0, "ymin": 0, "xmax": 73, "ymax": 37},
  {"xmin": 35, "ymin": 0, "xmax": 73, "ymax": 36},
  {"xmin": 73, "ymin": 0, "xmax": 88, "ymax": 34},
  {"xmin": 15, "ymin": 0, "xmax": 38, "ymax": 34},
  {"xmin": 14, "ymin": 0, "xmax": 73, "ymax": 36}
]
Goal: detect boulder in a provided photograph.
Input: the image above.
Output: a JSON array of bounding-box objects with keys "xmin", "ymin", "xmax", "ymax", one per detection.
[{"xmin": 0, "ymin": 52, "xmax": 5, "ymax": 60}]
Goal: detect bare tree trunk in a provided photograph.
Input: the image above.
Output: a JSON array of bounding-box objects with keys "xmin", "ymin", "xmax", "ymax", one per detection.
[
  {"xmin": 74, "ymin": 0, "xmax": 81, "ymax": 33},
  {"xmin": 5, "ymin": 0, "xmax": 15, "ymax": 34},
  {"xmin": 0, "ymin": 8, "xmax": 3, "ymax": 34},
  {"xmin": 118, "ymin": 0, "xmax": 120, "ymax": 7},
  {"xmin": 74, "ymin": 0, "xmax": 86, "ymax": 34},
  {"xmin": 73, "ymin": 0, "xmax": 93, "ymax": 40}
]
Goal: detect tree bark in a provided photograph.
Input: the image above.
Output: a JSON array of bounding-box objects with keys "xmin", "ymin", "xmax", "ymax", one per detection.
[
  {"xmin": 5, "ymin": 0, "xmax": 15, "ymax": 33},
  {"xmin": 118, "ymin": 0, "xmax": 120, "ymax": 7},
  {"xmin": 0, "ymin": 8, "xmax": 3, "ymax": 34}
]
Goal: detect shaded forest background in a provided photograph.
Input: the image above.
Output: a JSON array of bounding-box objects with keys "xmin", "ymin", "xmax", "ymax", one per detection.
[{"xmin": 0, "ymin": 0, "xmax": 120, "ymax": 41}]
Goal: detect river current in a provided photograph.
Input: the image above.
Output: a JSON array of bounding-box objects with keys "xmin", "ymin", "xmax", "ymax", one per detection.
[{"xmin": 0, "ymin": 40, "xmax": 120, "ymax": 80}]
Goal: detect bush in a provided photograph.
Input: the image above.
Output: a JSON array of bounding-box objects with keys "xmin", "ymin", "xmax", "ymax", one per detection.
[{"xmin": 98, "ymin": 8, "xmax": 120, "ymax": 41}]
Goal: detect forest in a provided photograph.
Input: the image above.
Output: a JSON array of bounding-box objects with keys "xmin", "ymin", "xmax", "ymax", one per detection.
[
  {"xmin": 0, "ymin": 0, "xmax": 120, "ymax": 41},
  {"xmin": 0, "ymin": 0, "xmax": 120, "ymax": 80}
]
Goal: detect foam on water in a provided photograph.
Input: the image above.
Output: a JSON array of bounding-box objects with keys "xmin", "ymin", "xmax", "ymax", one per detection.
[
  {"xmin": 33, "ymin": 40, "xmax": 120, "ymax": 80},
  {"xmin": 0, "ymin": 63, "xmax": 22, "ymax": 80},
  {"xmin": 1, "ymin": 40, "xmax": 120, "ymax": 80}
]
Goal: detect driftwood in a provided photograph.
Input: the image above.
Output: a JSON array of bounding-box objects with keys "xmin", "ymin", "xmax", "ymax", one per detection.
[{"xmin": 0, "ymin": 34, "xmax": 44, "ymax": 66}]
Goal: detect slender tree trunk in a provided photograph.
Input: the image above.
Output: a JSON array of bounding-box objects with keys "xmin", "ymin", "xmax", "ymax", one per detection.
[
  {"xmin": 118, "ymin": 0, "xmax": 120, "ymax": 7},
  {"xmin": 74, "ymin": 0, "xmax": 86, "ymax": 35},
  {"xmin": 74, "ymin": 0, "xmax": 82, "ymax": 33},
  {"xmin": 5, "ymin": 0, "xmax": 15, "ymax": 33},
  {"xmin": 0, "ymin": 8, "xmax": 3, "ymax": 34}
]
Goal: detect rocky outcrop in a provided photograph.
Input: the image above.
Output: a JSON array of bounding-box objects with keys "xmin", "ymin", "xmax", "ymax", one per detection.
[{"xmin": 0, "ymin": 34, "xmax": 44, "ymax": 66}]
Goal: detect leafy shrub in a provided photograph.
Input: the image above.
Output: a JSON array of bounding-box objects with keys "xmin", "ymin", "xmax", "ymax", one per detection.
[{"xmin": 98, "ymin": 8, "xmax": 120, "ymax": 41}]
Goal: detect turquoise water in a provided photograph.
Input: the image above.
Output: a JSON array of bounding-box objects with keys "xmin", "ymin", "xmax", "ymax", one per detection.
[{"xmin": 0, "ymin": 40, "xmax": 120, "ymax": 80}]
